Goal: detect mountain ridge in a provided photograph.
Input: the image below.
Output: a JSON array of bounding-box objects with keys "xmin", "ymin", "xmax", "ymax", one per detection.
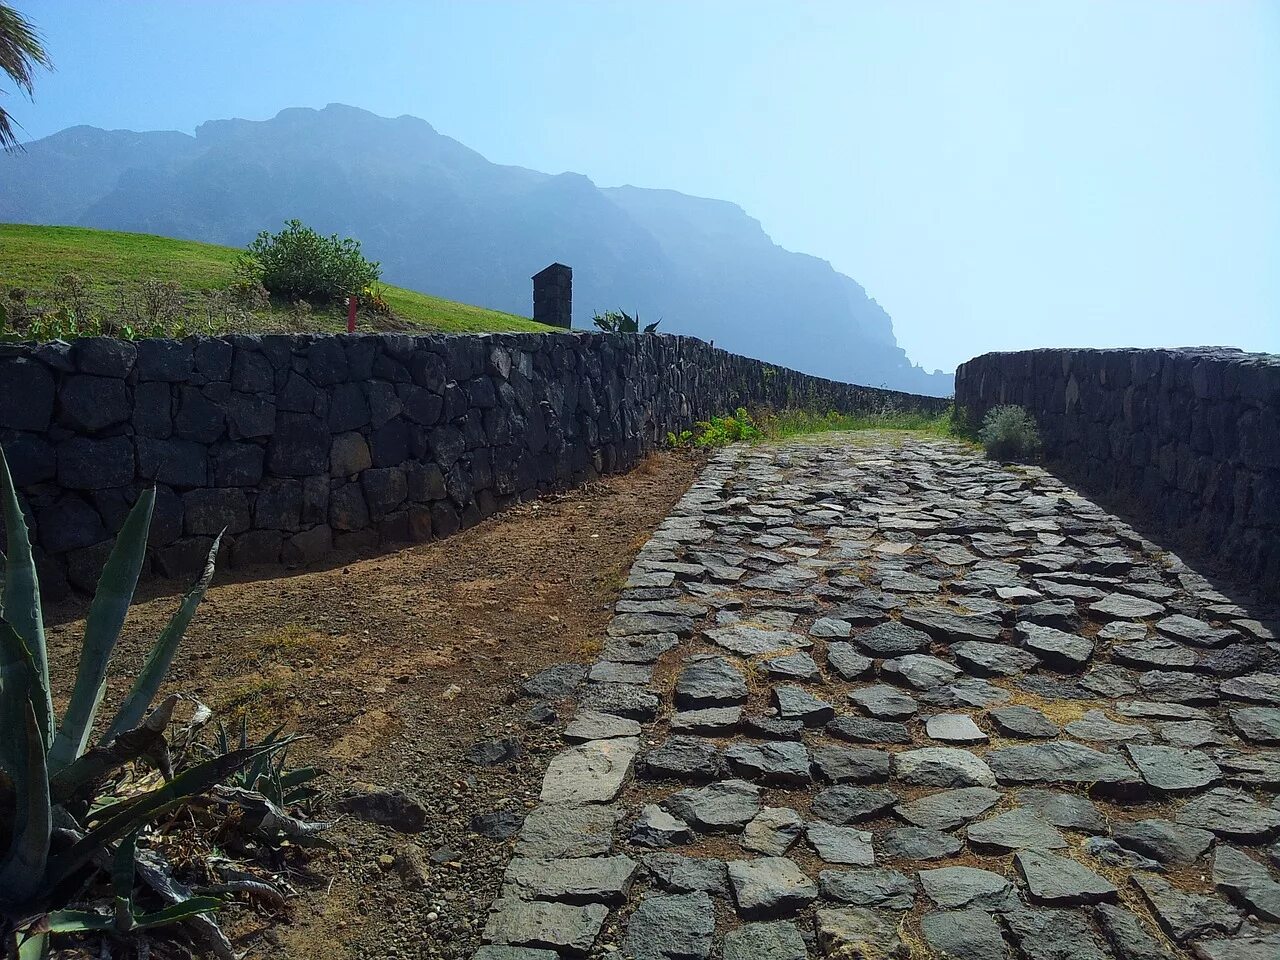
[{"xmin": 1, "ymin": 103, "xmax": 951, "ymax": 395}]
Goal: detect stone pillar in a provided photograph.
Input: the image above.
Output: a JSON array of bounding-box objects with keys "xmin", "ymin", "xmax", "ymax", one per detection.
[{"xmin": 532, "ymin": 263, "xmax": 572, "ymax": 329}]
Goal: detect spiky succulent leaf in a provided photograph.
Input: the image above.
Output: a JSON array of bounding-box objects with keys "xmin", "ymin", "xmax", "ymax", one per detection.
[
  {"xmin": 101, "ymin": 532, "xmax": 222, "ymax": 743},
  {"xmin": 50, "ymin": 489, "xmax": 156, "ymax": 771},
  {"xmin": 45, "ymin": 742, "xmax": 279, "ymax": 889},
  {"xmin": 133, "ymin": 896, "xmax": 222, "ymax": 930},
  {"xmin": 48, "ymin": 696, "xmax": 177, "ymax": 807},
  {"xmin": 15, "ymin": 929, "xmax": 51, "ymax": 960},
  {"xmin": 43, "ymin": 911, "xmax": 112, "ymax": 933},
  {"xmin": 0, "ymin": 702, "xmax": 52, "ymax": 905},
  {"xmin": 0, "ymin": 446, "xmax": 52, "ymax": 747}
]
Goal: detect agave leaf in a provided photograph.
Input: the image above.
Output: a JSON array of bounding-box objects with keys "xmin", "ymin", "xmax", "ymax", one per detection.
[
  {"xmin": 45, "ymin": 741, "xmax": 279, "ymax": 888},
  {"xmin": 0, "ymin": 702, "xmax": 52, "ymax": 905},
  {"xmin": 101, "ymin": 532, "xmax": 222, "ymax": 744},
  {"xmin": 0, "ymin": 447, "xmax": 53, "ymax": 747},
  {"xmin": 15, "ymin": 929, "xmax": 51, "ymax": 960},
  {"xmin": 50, "ymin": 489, "xmax": 156, "ymax": 772},
  {"xmin": 132, "ymin": 896, "xmax": 222, "ymax": 930},
  {"xmin": 43, "ymin": 910, "xmax": 112, "ymax": 934},
  {"xmin": 49, "ymin": 696, "xmax": 178, "ymax": 807},
  {"xmin": 112, "ymin": 830, "xmax": 139, "ymax": 930}
]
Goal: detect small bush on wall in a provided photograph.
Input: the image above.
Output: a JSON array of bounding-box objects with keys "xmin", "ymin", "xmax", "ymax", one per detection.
[
  {"xmin": 979, "ymin": 404, "xmax": 1042, "ymax": 462},
  {"xmin": 243, "ymin": 220, "xmax": 380, "ymax": 305}
]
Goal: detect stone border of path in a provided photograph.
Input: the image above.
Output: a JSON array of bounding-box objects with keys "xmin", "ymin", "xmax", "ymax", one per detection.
[{"xmin": 474, "ymin": 448, "xmax": 740, "ymax": 957}]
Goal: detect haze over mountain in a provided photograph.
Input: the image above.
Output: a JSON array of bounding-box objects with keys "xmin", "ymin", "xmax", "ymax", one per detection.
[{"xmin": 1, "ymin": 104, "xmax": 950, "ymax": 395}]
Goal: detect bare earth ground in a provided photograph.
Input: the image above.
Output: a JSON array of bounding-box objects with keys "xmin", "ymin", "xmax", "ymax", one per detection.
[{"xmin": 44, "ymin": 450, "xmax": 704, "ymax": 960}]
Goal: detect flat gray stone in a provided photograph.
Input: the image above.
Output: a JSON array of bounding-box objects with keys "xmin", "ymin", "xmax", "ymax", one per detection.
[
  {"xmin": 825, "ymin": 642, "xmax": 872, "ymax": 680},
  {"xmin": 1176, "ymin": 788, "xmax": 1280, "ymax": 843},
  {"xmin": 849, "ymin": 683, "xmax": 918, "ymax": 719},
  {"xmin": 643, "ymin": 853, "xmax": 728, "ymax": 895},
  {"xmin": 1090, "ymin": 594, "xmax": 1166, "ymax": 620},
  {"xmin": 1065, "ymin": 709, "xmax": 1153, "ymax": 743},
  {"xmin": 1125, "ymin": 744, "xmax": 1221, "ymax": 793},
  {"xmin": 664, "ymin": 779, "xmax": 762, "ymax": 833},
  {"xmin": 520, "ymin": 664, "xmax": 587, "ymax": 699},
  {"xmin": 953, "ymin": 640, "xmax": 1040, "ymax": 677},
  {"xmin": 1132, "ymin": 873, "xmax": 1243, "ymax": 944},
  {"xmin": 881, "ymin": 654, "xmax": 961, "ymax": 690},
  {"xmin": 630, "ymin": 804, "xmax": 694, "ymax": 849},
  {"xmin": 920, "ymin": 910, "xmax": 1010, "ymax": 960},
  {"xmin": 925, "ymin": 713, "xmax": 988, "ymax": 744},
  {"xmin": 810, "ymin": 745, "xmax": 890, "ymax": 784},
  {"xmin": 563, "ymin": 710, "xmax": 642, "ymax": 743},
  {"xmin": 809, "ymin": 785, "xmax": 896, "ymax": 825},
  {"xmin": 1213, "ymin": 846, "xmax": 1280, "ymax": 922},
  {"xmin": 588, "ymin": 661, "xmax": 654, "ymax": 684},
  {"xmin": 1156, "ymin": 614, "xmax": 1234, "ymax": 647},
  {"xmin": 805, "ymin": 823, "xmax": 874, "ymax": 865},
  {"xmin": 721, "ymin": 922, "xmax": 807, "ymax": 960},
  {"xmin": 474, "ymin": 948, "xmax": 560, "ymax": 960},
  {"xmin": 892, "ymin": 747, "xmax": 996, "ymax": 787},
  {"xmin": 1015, "ymin": 849, "xmax": 1117, "ymax": 905},
  {"xmin": 818, "ymin": 868, "xmax": 914, "ymax": 908},
  {"xmin": 642, "ymin": 737, "xmax": 727, "ymax": 782},
  {"xmin": 516, "ymin": 805, "xmax": 620, "ymax": 858},
  {"xmin": 851, "ymin": 620, "xmax": 931, "ymax": 655},
  {"xmin": 987, "ymin": 739, "xmax": 1142, "ymax": 794},
  {"xmin": 894, "ymin": 787, "xmax": 1001, "ymax": 831},
  {"xmin": 706, "ymin": 625, "xmax": 809, "ymax": 657},
  {"xmin": 967, "ymin": 808, "xmax": 1067, "ymax": 852},
  {"xmin": 622, "ymin": 891, "xmax": 715, "ymax": 960},
  {"xmin": 1221, "ymin": 672, "xmax": 1280, "ymax": 705},
  {"xmin": 989, "ymin": 704, "xmax": 1060, "ymax": 739},
  {"xmin": 919, "ymin": 866, "xmax": 1017, "ymax": 911},
  {"xmin": 503, "ymin": 856, "xmax": 639, "ymax": 905},
  {"xmin": 727, "ymin": 857, "xmax": 818, "ymax": 919},
  {"xmin": 760, "ymin": 652, "xmax": 822, "ymax": 682},
  {"xmin": 1019, "ymin": 622, "xmax": 1094, "ymax": 671},
  {"xmin": 1113, "ymin": 818, "xmax": 1215, "ymax": 865},
  {"xmin": 670, "ymin": 706, "xmax": 742, "ymax": 735},
  {"xmin": 772, "ymin": 686, "xmax": 835, "ymax": 725},
  {"xmin": 878, "ymin": 826, "xmax": 962, "ymax": 861},
  {"xmin": 1114, "ymin": 638, "xmax": 1199, "ymax": 670},
  {"xmin": 826, "ymin": 715, "xmax": 911, "ymax": 745},
  {"xmin": 1002, "ymin": 906, "xmax": 1112, "ymax": 960},
  {"xmin": 675, "ymin": 655, "xmax": 748, "ymax": 709},
  {"xmin": 725, "ymin": 741, "xmax": 812, "ymax": 786},
  {"xmin": 577, "ymin": 684, "xmax": 660, "ymax": 721},
  {"xmin": 1090, "ymin": 903, "xmax": 1175, "ymax": 960},
  {"xmin": 742, "ymin": 807, "xmax": 804, "ymax": 856},
  {"xmin": 1016, "ymin": 789, "xmax": 1106, "ymax": 832},
  {"xmin": 811, "ymin": 617, "xmax": 852, "ymax": 638},
  {"xmin": 483, "ymin": 898, "xmax": 609, "ymax": 954}
]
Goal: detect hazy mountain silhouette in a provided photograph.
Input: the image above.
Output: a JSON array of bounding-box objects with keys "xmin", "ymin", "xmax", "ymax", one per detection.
[{"xmin": 1, "ymin": 104, "xmax": 951, "ymax": 394}]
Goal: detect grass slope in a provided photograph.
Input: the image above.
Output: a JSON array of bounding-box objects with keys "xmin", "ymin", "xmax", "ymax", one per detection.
[{"xmin": 0, "ymin": 223, "xmax": 553, "ymax": 335}]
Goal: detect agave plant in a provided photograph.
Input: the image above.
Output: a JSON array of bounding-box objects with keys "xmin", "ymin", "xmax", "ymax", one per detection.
[
  {"xmin": 591, "ymin": 309, "xmax": 660, "ymax": 334},
  {"xmin": 0, "ymin": 446, "xmax": 282, "ymax": 957}
]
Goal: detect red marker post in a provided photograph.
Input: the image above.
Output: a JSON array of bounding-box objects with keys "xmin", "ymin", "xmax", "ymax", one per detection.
[{"xmin": 347, "ymin": 294, "xmax": 358, "ymax": 334}]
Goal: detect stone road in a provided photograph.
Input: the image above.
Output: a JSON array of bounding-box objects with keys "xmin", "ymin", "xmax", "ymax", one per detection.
[{"xmin": 475, "ymin": 435, "xmax": 1280, "ymax": 960}]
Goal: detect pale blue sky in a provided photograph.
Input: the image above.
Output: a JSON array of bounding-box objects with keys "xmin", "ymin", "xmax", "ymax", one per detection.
[{"xmin": 8, "ymin": 0, "xmax": 1278, "ymax": 371}]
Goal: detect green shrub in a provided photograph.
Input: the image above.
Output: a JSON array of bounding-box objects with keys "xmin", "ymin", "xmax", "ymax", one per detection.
[
  {"xmin": 244, "ymin": 220, "xmax": 380, "ymax": 305},
  {"xmin": 978, "ymin": 404, "xmax": 1042, "ymax": 461},
  {"xmin": 693, "ymin": 408, "xmax": 762, "ymax": 447},
  {"xmin": 591, "ymin": 309, "xmax": 659, "ymax": 333}
]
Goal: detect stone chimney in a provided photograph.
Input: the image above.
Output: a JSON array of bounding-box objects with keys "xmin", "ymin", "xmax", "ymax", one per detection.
[{"xmin": 532, "ymin": 263, "xmax": 572, "ymax": 329}]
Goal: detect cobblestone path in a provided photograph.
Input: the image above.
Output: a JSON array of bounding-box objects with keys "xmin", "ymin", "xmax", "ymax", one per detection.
[{"xmin": 477, "ymin": 435, "xmax": 1280, "ymax": 960}]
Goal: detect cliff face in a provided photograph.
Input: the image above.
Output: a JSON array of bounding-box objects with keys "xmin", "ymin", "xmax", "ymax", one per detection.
[{"xmin": 2, "ymin": 104, "xmax": 952, "ymax": 395}]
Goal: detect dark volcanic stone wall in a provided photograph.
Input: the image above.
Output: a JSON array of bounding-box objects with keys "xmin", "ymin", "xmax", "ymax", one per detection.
[
  {"xmin": 0, "ymin": 331, "xmax": 948, "ymax": 594},
  {"xmin": 955, "ymin": 347, "xmax": 1280, "ymax": 599}
]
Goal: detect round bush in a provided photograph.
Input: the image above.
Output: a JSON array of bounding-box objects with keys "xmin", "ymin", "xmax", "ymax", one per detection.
[
  {"xmin": 978, "ymin": 404, "xmax": 1042, "ymax": 462},
  {"xmin": 244, "ymin": 220, "xmax": 380, "ymax": 305}
]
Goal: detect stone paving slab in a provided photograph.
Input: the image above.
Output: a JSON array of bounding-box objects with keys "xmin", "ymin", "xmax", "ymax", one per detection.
[{"xmin": 477, "ymin": 435, "xmax": 1280, "ymax": 959}]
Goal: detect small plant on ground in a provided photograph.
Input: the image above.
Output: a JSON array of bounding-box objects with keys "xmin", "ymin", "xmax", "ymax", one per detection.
[
  {"xmin": 977, "ymin": 404, "xmax": 1042, "ymax": 461},
  {"xmin": 754, "ymin": 404, "xmax": 959, "ymax": 440},
  {"xmin": 591, "ymin": 309, "xmax": 659, "ymax": 334},
  {"xmin": 0, "ymin": 447, "xmax": 315, "ymax": 957},
  {"xmin": 242, "ymin": 219, "xmax": 381, "ymax": 306},
  {"xmin": 692, "ymin": 407, "xmax": 762, "ymax": 447}
]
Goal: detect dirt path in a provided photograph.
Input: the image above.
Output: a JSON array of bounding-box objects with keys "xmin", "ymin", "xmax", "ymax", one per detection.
[{"xmin": 44, "ymin": 451, "xmax": 703, "ymax": 960}]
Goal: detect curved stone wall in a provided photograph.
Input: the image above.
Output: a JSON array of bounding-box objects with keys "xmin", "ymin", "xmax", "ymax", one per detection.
[
  {"xmin": 0, "ymin": 331, "xmax": 948, "ymax": 595},
  {"xmin": 955, "ymin": 347, "xmax": 1280, "ymax": 599}
]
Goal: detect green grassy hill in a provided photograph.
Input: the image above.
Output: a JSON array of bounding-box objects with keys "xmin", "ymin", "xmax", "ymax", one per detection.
[{"xmin": 0, "ymin": 223, "xmax": 553, "ymax": 336}]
